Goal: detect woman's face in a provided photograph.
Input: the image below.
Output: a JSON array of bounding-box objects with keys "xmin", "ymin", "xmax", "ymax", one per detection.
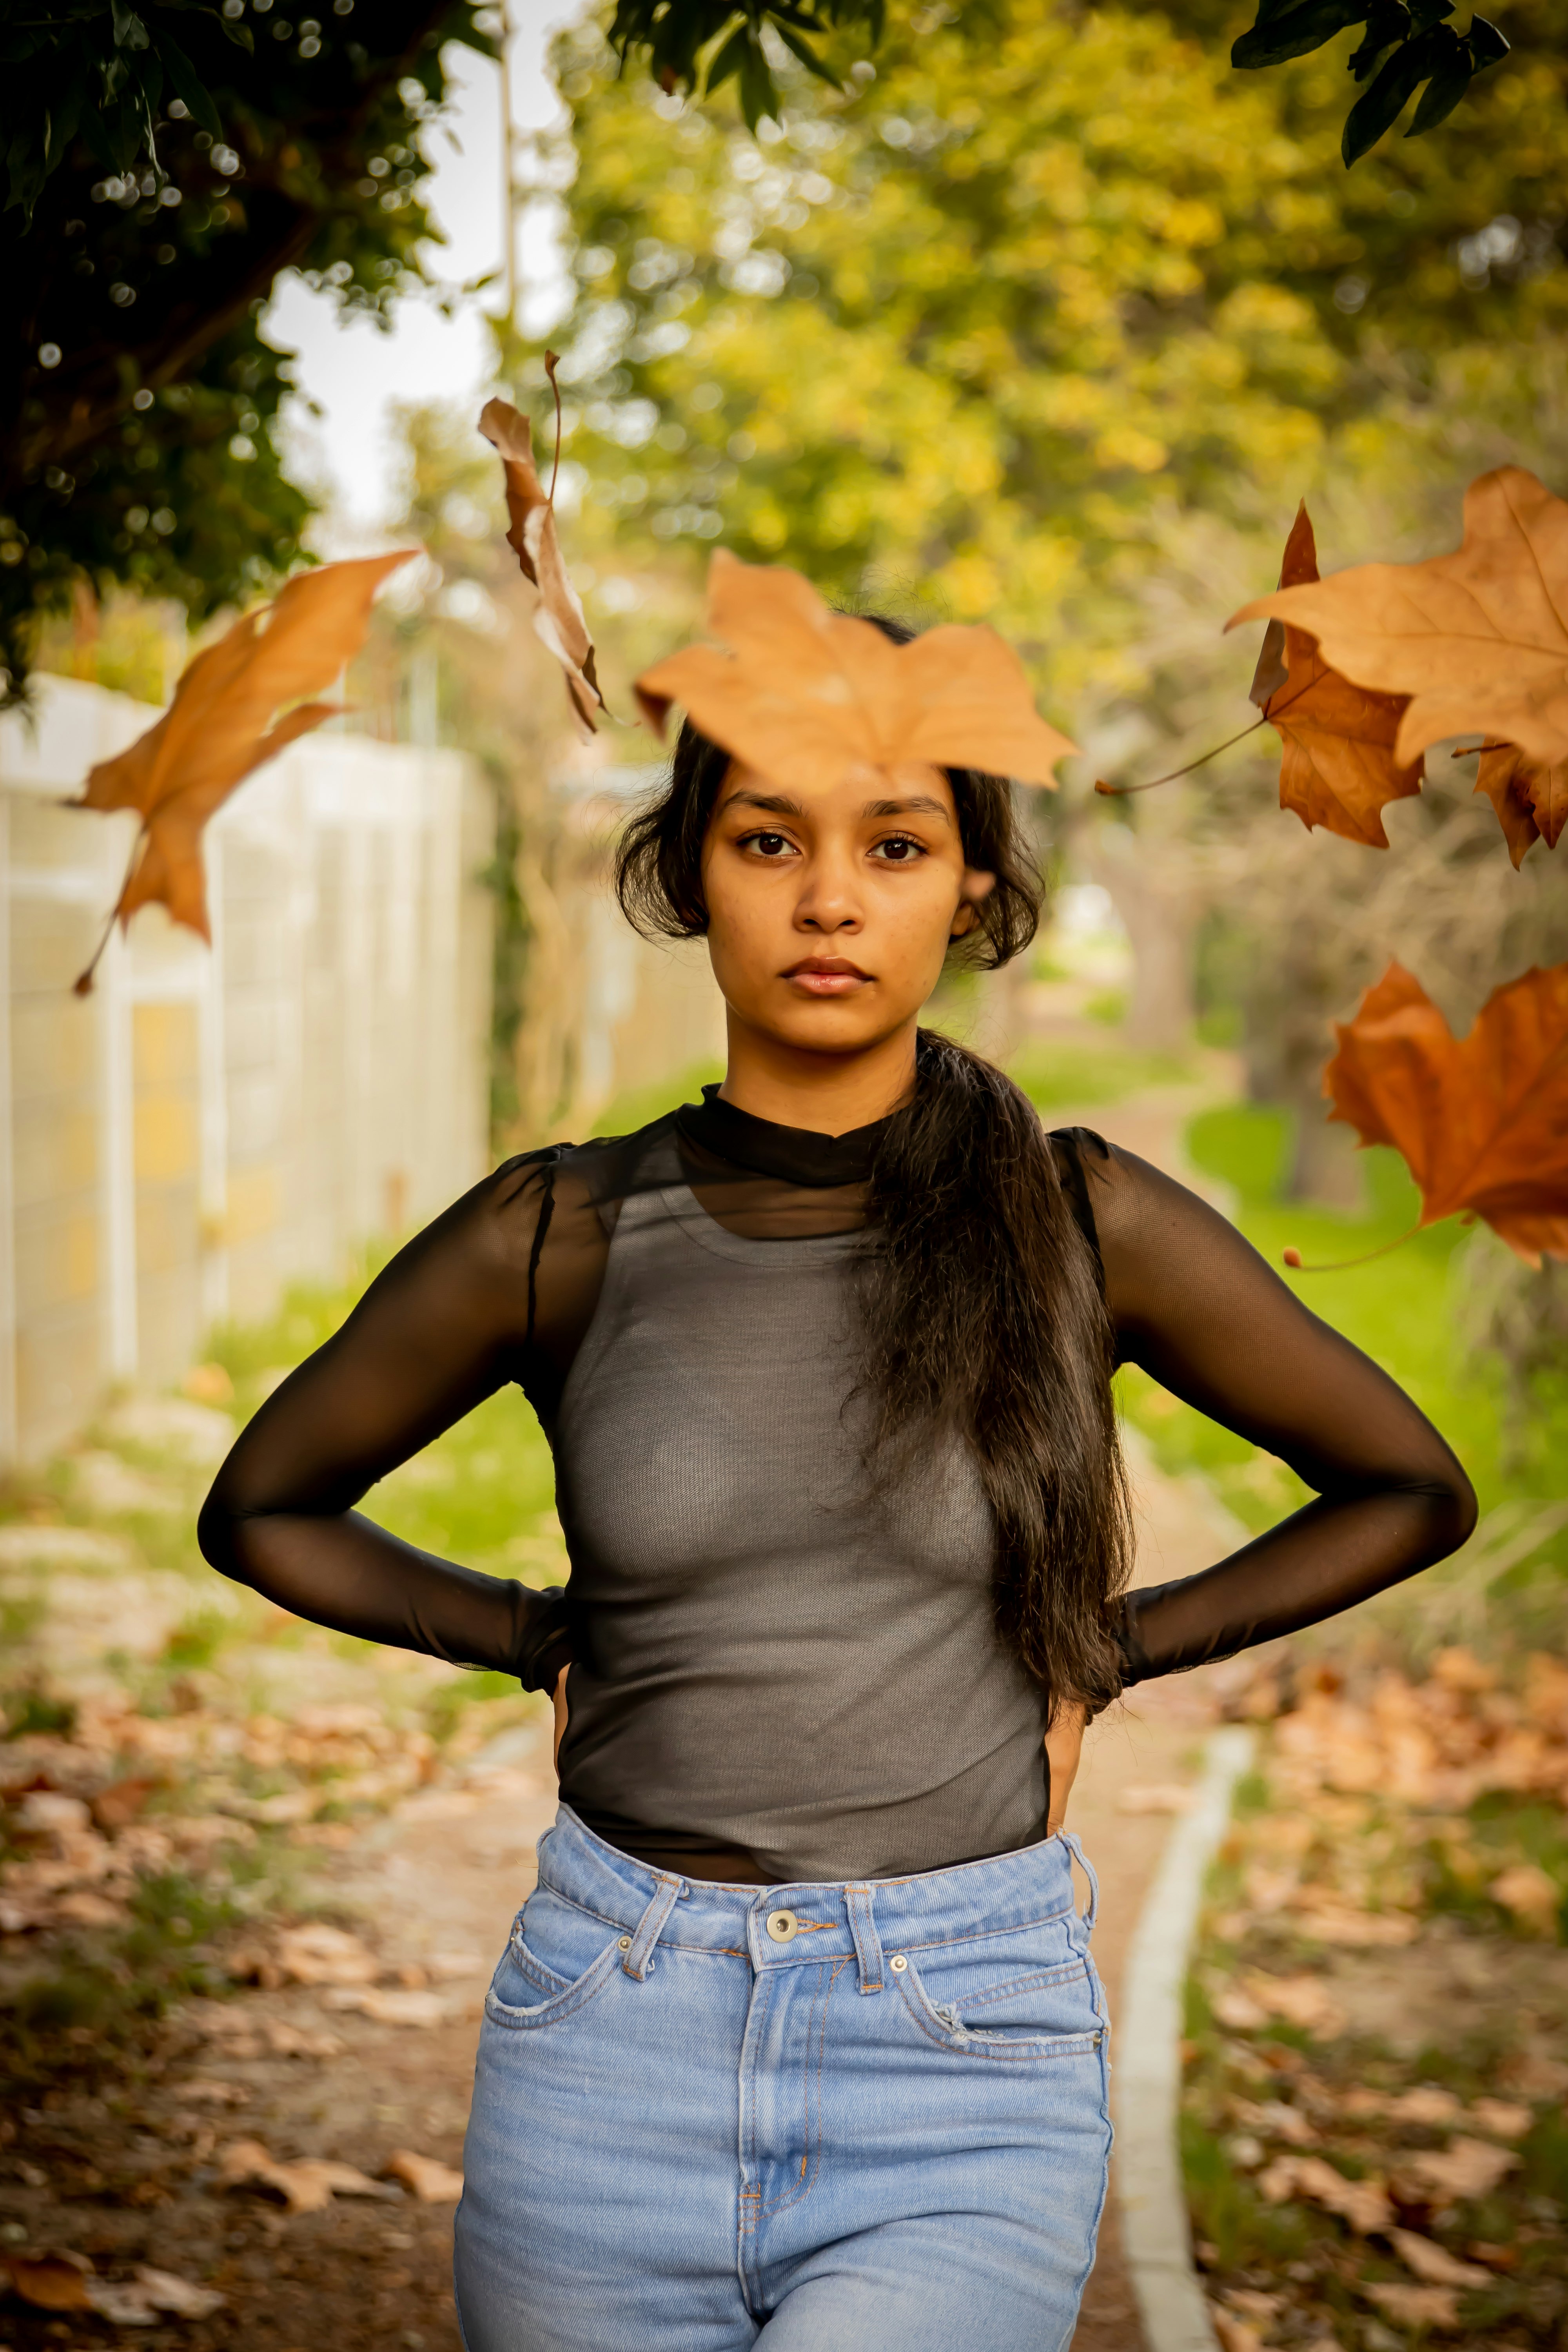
[{"xmin": 700, "ymin": 759, "xmax": 994, "ymax": 1060}]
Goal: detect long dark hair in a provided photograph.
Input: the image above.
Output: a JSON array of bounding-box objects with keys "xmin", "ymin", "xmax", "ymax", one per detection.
[{"xmin": 615, "ymin": 620, "xmax": 1132, "ymax": 1719}]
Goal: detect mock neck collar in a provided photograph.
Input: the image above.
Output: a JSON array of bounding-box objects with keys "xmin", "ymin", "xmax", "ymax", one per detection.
[{"xmin": 676, "ymin": 1085, "xmax": 887, "ymax": 1187}]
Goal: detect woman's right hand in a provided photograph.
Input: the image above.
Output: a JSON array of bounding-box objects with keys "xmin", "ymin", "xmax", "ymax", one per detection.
[{"xmin": 552, "ymin": 1663, "xmax": 569, "ymax": 1774}]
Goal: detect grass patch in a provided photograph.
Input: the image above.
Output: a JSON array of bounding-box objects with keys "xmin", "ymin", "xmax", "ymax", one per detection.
[{"xmin": 1009, "ymin": 1038, "xmax": 1195, "ymax": 1112}]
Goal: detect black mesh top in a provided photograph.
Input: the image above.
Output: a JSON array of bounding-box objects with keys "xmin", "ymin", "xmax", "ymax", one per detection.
[{"xmin": 198, "ymin": 1093, "xmax": 1475, "ymax": 1881}]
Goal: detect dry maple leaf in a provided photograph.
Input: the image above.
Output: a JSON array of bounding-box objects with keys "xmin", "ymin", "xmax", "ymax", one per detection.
[
  {"xmin": 1394, "ymin": 2137, "xmax": 1521, "ymax": 2203},
  {"xmin": 1247, "ymin": 503, "xmax": 1423, "ymax": 848},
  {"xmin": 1472, "ymin": 740, "xmax": 1567, "ymax": 868},
  {"xmin": 71, "ymin": 551, "xmax": 416, "ymax": 993},
  {"xmin": 635, "ymin": 550, "xmax": 1077, "ymax": 792},
  {"xmin": 1229, "ymin": 466, "xmax": 1568, "ymax": 773},
  {"xmin": 478, "ymin": 368, "xmax": 606, "ymax": 742},
  {"xmin": 1324, "ymin": 960, "xmax": 1568, "ymax": 1265}
]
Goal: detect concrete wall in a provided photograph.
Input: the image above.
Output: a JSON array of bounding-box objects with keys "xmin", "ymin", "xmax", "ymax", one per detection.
[{"xmin": 0, "ymin": 676, "xmax": 493, "ymax": 1465}]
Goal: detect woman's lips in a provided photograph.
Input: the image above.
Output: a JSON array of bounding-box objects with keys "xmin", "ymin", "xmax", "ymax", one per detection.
[{"xmin": 784, "ymin": 958, "xmax": 871, "ymax": 996}]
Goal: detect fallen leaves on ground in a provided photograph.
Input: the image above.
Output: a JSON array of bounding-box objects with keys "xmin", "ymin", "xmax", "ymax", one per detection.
[
  {"xmin": 220, "ymin": 2138, "xmax": 400, "ymax": 2215},
  {"xmin": 1386, "ymin": 2227, "xmax": 1492, "ymax": 2287},
  {"xmin": 1229, "ymin": 465, "xmax": 1568, "ymax": 777},
  {"xmin": 1360, "ymin": 2279, "xmax": 1460, "ymax": 2328},
  {"xmin": 1323, "ymin": 960, "xmax": 1568, "ymax": 1265},
  {"xmin": 71, "ymin": 554, "xmax": 416, "ymax": 990},
  {"xmin": 1247, "ymin": 503, "xmax": 1423, "ymax": 848},
  {"xmin": 385, "ymin": 2148, "xmax": 465, "ymax": 2203},
  {"xmin": 1212, "ymin": 1972, "xmax": 1348, "ymax": 2038},
  {"xmin": 635, "ymin": 549, "xmax": 1077, "ymax": 792},
  {"xmin": 1116, "ymin": 1782, "xmax": 1195, "ymax": 1815},
  {"xmin": 2, "ymin": 2250, "xmax": 223, "ymax": 2321},
  {"xmin": 321, "ymin": 1985, "xmax": 450, "ymax": 2026},
  {"xmin": 275, "ymin": 1922, "xmax": 380, "ymax": 1986},
  {"xmin": 479, "ymin": 376, "xmax": 606, "ymax": 741},
  {"xmin": 1390, "ymin": 2136, "xmax": 1521, "ymax": 2203},
  {"xmin": 1256, "ymin": 2153, "xmax": 1393, "ymax": 2234}
]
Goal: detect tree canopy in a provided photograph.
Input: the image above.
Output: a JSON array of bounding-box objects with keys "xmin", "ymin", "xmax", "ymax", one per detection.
[
  {"xmin": 538, "ymin": 0, "xmax": 1567, "ymax": 708},
  {"xmin": 605, "ymin": 0, "xmax": 1516, "ymax": 165},
  {"xmin": 1, "ymin": 0, "xmax": 498, "ymax": 703}
]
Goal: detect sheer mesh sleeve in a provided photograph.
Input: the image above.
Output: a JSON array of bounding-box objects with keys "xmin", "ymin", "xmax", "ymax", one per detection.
[
  {"xmin": 196, "ymin": 1151, "xmax": 597, "ymax": 1691},
  {"xmin": 1061, "ymin": 1133, "xmax": 1478, "ymax": 1683}
]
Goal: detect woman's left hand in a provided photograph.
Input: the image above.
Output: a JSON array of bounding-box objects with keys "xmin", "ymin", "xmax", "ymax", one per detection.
[{"xmin": 1044, "ymin": 1701, "xmax": 1087, "ymax": 1835}]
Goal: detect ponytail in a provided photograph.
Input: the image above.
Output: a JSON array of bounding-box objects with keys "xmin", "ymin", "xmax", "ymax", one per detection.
[{"xmin": 860, "ymin": 1030, "xmax": 1132, "ymax": 1719}]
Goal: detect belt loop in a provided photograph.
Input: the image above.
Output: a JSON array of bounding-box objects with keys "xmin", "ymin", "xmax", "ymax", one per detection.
[
  {"xmin": 845, "ymin": 1884, "xmax": 883, "ymax": 1994},
  {"xmin": 622, "ymin": 1873, "xmax": 683, "ymax": 1980},
  {"xmin": 1062, "ymin": 1831, "xmax": 1099, "ymax": 1933}
]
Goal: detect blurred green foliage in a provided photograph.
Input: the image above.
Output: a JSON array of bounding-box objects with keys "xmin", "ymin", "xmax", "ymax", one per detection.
[{"xmin": 539, "ymin": 0, "xmax": 1568, "ymax": 715}]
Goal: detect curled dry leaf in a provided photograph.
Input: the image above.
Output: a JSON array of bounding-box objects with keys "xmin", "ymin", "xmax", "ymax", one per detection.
[
  {"xmin": 1324, "ymin": 960, "xmax": 1568, "ymax": 1264},
  {"xmin": 220, "ymin": 2137, "xmax": 399, "ymax": 2214},
  {"xmin": 478, "ymin": 377, "xmax": 606, "ymax": 742},
  {"xmin": 1487, "ymin": 1861, "xmax": 1560, "ymax": 1931},
  {"xmin": 2, "ymin": 2249, "xmax": 93, "ymax": 2311},
  {"xmin": 1473, "ymin": 741, "xmax": 1568, "ymax": 868},
  {"xmin": 1229, "ymin": 466, "xmax": 1568, "ymax": 773},
  {"xmin": 635, "ymin": 550, "xmax": 1077, "ymax": 793},
  {"xmin": 1386, "ymin": 2229, "xmax": 1491, "ymax": 2289},
  {"xmin": 1248, "ymin": 503, "xmax": 1423, "ymax": 848},
  {"xmin": 72, "ymin": 552, "xmax": 416, "ymax": 993},
  {"xmin": 385, "ymin": 2147, "xmax": 465, "ymax": 2203}
]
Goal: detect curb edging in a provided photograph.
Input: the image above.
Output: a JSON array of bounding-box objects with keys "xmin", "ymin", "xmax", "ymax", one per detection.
[{"xmin": 1116, "ymin": 1724, "xmax": 1256, "ymax": 2352}]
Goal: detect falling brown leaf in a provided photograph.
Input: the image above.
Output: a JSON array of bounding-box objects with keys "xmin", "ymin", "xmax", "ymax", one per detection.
[
  {"xmin": 1361, "ymin": 2281, "xmax": 1460, "ymax": 2328},
  {"xmin": 478, "ymin": 372, "xmax": 606, "ymax": 742},
  {"xmin": 1387, "ymin": 2229, "xmax": 1491, "ymax": 2289},
  {"xmin": 635, "ymin": 550, "xmax": 1078, "ymax": 792},
  {"xmin": 385, "ymin": 2148, "xmax": 465, "ymax": 2204},
  {"xmin": 72, "ymin": 552, "xmax": 416, "ymax": 992},
  {"xmin": 1229, "ymin": 466, "xmax": 1568, "ymax": 774},
  {"xmin": 1248, "ymin": 503, "xmax": 1423, "ymax": 848},
  {"xmin": 220, "ymin": 2137, "xmax": 399, "ymax": 2215},
  {"xmin": 1473, "ymin": 740, "xmax": 1568, "ymax": 867},
  {"xmin": 1324, "ymin": 960, "xmax": 1568, "ymax": 1265}
]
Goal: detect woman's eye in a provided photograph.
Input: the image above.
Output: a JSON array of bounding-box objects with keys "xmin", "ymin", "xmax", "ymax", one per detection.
[
  {"xmin": 741, "ymin": 831, "xmax": 796, "ymax": 859},
  {"xmin": 872, "ymin": 835, "xmax": 926, "ymax": 864}
]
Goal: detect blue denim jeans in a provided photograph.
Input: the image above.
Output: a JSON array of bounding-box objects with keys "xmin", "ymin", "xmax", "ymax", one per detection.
[{"xmin": 454, "ymin": 1806, "xmax": 1111, "ymax": 2352}]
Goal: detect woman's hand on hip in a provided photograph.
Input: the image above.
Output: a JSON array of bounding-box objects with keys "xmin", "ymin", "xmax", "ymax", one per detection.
[
  {"xmin": 552, "ymin": 1663, "xmax": 569, "ymax": 1773},
  {"xmin": 1044, "ymin": 1700, "xmax": 1087, "ymax": 1835}
]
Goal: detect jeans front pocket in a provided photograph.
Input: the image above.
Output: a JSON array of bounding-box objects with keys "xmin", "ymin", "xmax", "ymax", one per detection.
[
  {"xmin": 483, "ymin": 1886, "xmax": 623, "ymax": 2031},
  {"xmin": 892, "ymin": 1935, "xmax": 1105, "ymax": 2062}
]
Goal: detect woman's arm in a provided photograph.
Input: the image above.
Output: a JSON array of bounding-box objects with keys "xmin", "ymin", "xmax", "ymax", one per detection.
[
  {"xmin": 197, "ymin": 1155, "xmax": 573, "ymax": 1693},
  {"xmin": 1071, "ymin": 1136, "xmax": 1477, "ymax": 1682}
]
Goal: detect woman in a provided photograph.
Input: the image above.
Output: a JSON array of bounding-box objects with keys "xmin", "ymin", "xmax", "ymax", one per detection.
[{"xmin": 199, "ymin": 593, "xmax": 1475, "ymax": 2352}]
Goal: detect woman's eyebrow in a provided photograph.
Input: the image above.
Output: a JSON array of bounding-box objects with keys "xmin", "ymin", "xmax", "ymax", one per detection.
[
  {"xmin": 724, "ymin": 788, "xmax": 805, "ymax": 817},
  {"xmin": 862, "ymin": 795, "xmax": 952, "ymax": 823}
]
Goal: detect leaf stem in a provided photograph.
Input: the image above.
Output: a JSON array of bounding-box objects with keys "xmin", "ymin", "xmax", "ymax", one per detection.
[
  {"xmin": 1450, "ymin": 742, "xmax": 1510, "ymax": 759},
  {"xmin": 544, "ymin": 347, "xmax": 563, "ymax": 504},
  {"xmin": 1095, "ymin": 713, "xmax": 1267, "ymax": 796},
  {"xmin": 72, "ymin": 831, "xmax": 141, "ymax": 996},
  {"xmin": 1281, "ymin": 1221, "xmax": 1425, "ymax": 1274}
]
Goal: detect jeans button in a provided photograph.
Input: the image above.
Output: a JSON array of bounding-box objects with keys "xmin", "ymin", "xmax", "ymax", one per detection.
[
  {"xmin": 766, "ymin": 1909, "xmax": 797, "ymax": 1943},
  {"xmin": 890, "ymin": 1954, "xmax": 907, "ymax": 1972}
]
